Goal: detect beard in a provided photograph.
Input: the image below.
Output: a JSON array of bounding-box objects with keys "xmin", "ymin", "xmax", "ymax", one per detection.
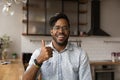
[{"xmin": 52, "ymin": 33, "xmax": 69, "ymax": 46}]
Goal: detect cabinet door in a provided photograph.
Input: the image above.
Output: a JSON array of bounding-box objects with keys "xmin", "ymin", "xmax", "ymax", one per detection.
[
  {"xmin": 63, "ymin": 0, "xmax": 79, "ymax": 36},
  {"xmin": 46, "ymin": 0, "xmax": 62, "ymax": 35},
  {"xmin": 28, "ymin": 0, "xmax": 45, "ymax": 35},
  {"xmin": 23, "ymin": 0, "xmax": 79, "ymax": 36}
]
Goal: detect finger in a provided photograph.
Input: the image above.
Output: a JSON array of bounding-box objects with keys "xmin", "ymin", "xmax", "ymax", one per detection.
[
  {"xmin": 46, "ymin": 47, "xmax": 53, "ymax": 51},
  {"xmin": 41, "ymin": 40, "xmax": 45, "ymax": 48}
]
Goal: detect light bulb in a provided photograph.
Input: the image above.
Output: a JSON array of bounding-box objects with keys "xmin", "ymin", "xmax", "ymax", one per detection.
[
  {"xmin": 2, "ymin": 4, "xmax": 14, "ymax": 16},
  {"xmin": 1, "ymin": 0, "xmax": 26, "ymax": 16}
]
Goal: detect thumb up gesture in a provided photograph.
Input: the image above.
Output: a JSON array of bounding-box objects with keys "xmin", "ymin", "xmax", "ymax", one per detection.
[{"xmin": 36, "ymin": 40, "xmax": 53, "ymax": 64}]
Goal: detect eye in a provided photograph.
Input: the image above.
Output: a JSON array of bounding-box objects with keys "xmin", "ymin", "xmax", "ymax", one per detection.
[
  {"xmin": 63, "ymin": 27, "xmax": 69, "ymax": 30},
  {"xmin": 53, "ymin": 26, "xmax": 60, "ymax": 30},
  {"xmin": 53, "ymin": 26, "xmax": 69, "ymax": 31}
]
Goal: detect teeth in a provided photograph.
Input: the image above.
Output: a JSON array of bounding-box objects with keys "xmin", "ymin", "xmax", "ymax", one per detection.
[{"xmin": 58, "ymin": 35, "xmax": 64, "ymax": 38}]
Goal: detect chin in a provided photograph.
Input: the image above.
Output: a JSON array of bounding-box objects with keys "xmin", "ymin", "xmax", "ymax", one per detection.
[{"xmin": 57, "ymin": 40, "xmax": 68, "ymax": 46}]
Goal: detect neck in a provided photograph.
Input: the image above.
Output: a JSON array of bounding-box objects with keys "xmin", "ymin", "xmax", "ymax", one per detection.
[{"xmin": 52, "ymin": 40, "xmax": 67, "ymax": 52}]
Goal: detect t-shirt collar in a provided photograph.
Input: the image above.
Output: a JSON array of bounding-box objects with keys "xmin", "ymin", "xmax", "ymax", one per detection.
[{"xmin": 46, "ymin": 41, "xmax": 73, "ymax": 52}]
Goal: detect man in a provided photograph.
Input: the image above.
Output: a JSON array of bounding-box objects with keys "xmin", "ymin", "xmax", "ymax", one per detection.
[{"xmin": 22, "ymin": 13, "xmax": 92, "ymax": 80}]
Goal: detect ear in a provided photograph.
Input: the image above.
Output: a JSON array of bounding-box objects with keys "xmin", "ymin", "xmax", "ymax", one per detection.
[{"xmin": 50, "ymin": 30, "xmax": 53, "ymax": 35}]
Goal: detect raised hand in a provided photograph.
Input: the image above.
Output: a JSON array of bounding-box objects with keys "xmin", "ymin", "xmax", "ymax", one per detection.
[{"xmin": 36, "ymin": 40, "xmax": 53, "ymax": 64}]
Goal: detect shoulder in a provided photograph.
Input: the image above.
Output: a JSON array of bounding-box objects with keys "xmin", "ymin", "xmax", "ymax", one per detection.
[
  {"xmin": 30, "ymin": 48, "xmax": 41, "ymax": 60},
  {"xmin": 33, "ymin": 48, "xmax": 41, "ymax": 54},
  {"xmin": 67, "ymin": 43, "xmax": 82, "ymax": 54},
  {"xmin": 69, "ymin": 43, "xmax": 83, "ymax": 52},
  {"xmin": 69, "ymin": 43, "xmax": 87, "ymax": 56}
]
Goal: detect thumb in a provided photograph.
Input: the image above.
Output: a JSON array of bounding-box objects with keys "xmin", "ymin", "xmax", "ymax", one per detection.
[{"xmin": 41, "ymin": 40, "xmax": 45, "ymax": 48}]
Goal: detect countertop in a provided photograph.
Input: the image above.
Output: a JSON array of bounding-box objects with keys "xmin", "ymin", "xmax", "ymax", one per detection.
[{"xmin": 0, "ymin": 59, "xmax": 24, "ymax": 80}]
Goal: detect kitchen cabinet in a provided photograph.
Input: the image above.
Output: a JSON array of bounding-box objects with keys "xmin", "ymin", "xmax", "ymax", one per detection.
[
  {"xmin": 79, "ymin": 0, "xmax": 89, "ymax": 34},
  {"xmin": 90, "ymin": 60, "xmax": 120, "ymax": 80},
  {"xmin": 22, "ymin": 0, "xmax": 46, "ymax": 35},
  {"xmin": 63, "ymin": 0, "xmax": 79, "ymax": 36},
  {"xmin": 46, "ymin": 0, "xmax": 62, "ymax": 35},
  {"xmin": 22, "ymin": 0, "xmax": 79, "ymax": 36}
]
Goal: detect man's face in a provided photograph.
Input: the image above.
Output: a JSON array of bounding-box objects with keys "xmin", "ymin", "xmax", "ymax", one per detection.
[{"xmin": 50, "ymin": 18, "xmax": 70, "ymax": 46}]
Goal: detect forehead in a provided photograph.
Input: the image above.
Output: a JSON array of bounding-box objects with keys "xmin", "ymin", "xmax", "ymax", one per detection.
[{"xmin": 55, "ymin": 18, "xmax": 69, "ymax": 26}]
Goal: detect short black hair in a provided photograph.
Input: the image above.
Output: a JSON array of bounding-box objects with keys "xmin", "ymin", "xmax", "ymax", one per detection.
[{"xmin": 49, "ymin": 12, "xmax": 70, "ymax": 28}]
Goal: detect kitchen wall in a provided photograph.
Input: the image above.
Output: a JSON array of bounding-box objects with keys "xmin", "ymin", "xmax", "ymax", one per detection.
[
  {"xmin": 101, "ymin": 0, "xmax": 120, "ymax": 37},
  {"xmin": 0, "ymin": 0, "xmax": 120, "ymax": 59},
  {"xmin": 0, "ymin": 4, "xmax": 23, "ymax": 57}
]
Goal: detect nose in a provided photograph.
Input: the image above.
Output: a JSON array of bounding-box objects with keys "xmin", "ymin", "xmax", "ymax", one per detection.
[{"xmin": 58, "ymin": 28, "xmax": 64, "ymax": 33}]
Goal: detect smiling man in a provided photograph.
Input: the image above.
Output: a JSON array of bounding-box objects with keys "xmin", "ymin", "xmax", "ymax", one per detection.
[{"xmin": 22, "ymin": 13, "xmax": 92, "ymax": 80}]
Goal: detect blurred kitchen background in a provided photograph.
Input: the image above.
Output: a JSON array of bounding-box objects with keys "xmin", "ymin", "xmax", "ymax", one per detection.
[{"xmin": 0, "ymin": 0, "xmax": 120, "ymax": 80}]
